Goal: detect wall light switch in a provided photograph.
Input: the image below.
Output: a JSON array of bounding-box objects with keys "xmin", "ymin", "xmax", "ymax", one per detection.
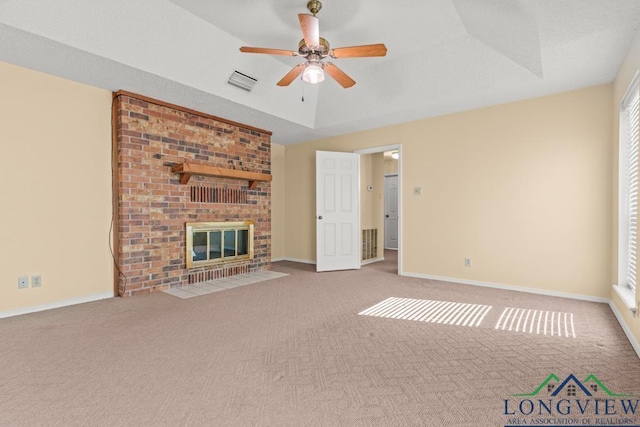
[{"xmin": 413, "ymin": 187, "xmax": 422, "ymax": 196}]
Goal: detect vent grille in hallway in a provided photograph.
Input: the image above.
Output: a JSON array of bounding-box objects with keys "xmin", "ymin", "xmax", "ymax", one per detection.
[{"xmin": 362, "ymin": 229, "xmax": 378, "ymax": 261}]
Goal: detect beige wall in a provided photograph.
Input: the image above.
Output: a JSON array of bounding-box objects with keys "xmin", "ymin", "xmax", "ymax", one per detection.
[
  {"xmin": 284, "ymin": 85, "xmax": 613, "ymax": 298},
  {"xmin": 611, "ymin": 30, "xmax": 640, "ymax": 340},
  {"xmin": 360, "ymin": 153, "xmax": 385, "ymax": 259},
  {"xmin": 0, "ymin": 51, "xmax": 622, "ymax": 315},
  {"xmin": 271, "ymin": 143, "xmax": 286, "ymax": 260},
  {"xmin": 360, "ymin": 154, "xmax": 374, "ymax": 229},
  {"xmin": 0, "ymin": 61, "xmax": 113, "ymax": 314}
]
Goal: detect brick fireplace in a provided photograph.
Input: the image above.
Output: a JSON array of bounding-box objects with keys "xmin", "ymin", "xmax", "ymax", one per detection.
[{"xmin": 113, "ymin": 91, "xmax": 272, "ymax": 297}]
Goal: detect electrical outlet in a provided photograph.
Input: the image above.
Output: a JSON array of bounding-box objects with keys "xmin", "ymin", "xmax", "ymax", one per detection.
[
  {"xmin": 464, "ymin": 258, "xmax": 471, "ymax": 268},
  {"xmin": 18, "ymin": 276, "xmax": 28, "ymax": 289},
  {"xmin": 32, "ymin": 275, "xmax": 42, "ymax": 288}
]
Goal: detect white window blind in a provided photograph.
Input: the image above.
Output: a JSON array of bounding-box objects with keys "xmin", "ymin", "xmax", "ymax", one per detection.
[{"xmin": 622, "ymin": 76, "xmax": 640, "ymax": 291}]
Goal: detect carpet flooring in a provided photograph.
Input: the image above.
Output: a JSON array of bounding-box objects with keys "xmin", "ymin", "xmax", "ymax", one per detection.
[{"xmin": 1, "ymin": 251, "xmax": 639, "ymax": 426}]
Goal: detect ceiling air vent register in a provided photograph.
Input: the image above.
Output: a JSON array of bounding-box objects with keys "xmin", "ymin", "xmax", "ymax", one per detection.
[{"xmin": 228, "ymin": 70, "xmax": 258, "ymax": 91}]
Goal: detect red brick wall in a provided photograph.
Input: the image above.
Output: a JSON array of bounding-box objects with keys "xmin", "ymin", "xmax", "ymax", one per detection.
[{"xmin": 114, "ymin": 93, "xmax": 271, "ymax": 297}]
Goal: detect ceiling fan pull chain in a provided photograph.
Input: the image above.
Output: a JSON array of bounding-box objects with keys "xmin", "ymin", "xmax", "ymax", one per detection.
[{"xmin": 301, "ymin": 76, "xmax": 305, "ymax": 102}]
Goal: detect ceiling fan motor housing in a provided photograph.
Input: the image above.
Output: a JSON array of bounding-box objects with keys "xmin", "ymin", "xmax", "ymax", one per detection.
[
  {"xmin": 307, "ymin": 0, "xmax": 322, "ymax": 16},
  {"xmin": 298, "ymin": 37, "xmax": 330, "ymax": 56}
]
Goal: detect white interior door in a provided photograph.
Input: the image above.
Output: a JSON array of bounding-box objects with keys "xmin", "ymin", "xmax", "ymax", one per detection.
[
  {"xmin": 316, "ymin": 151, "xmax": 360, "ymax": 272},
  {"xmin": 384, "ymin": 175, "xmax": 399, "ymax": 249}
]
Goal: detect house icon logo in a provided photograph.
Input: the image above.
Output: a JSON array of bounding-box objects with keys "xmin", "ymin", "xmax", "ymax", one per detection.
[
  {"xmin": 513, "ymin": 373, "xmax": 631, "ymax": 398},
  {"xmin": 503, "ymin": 373, "xmax": 639, "ymax": 426}
]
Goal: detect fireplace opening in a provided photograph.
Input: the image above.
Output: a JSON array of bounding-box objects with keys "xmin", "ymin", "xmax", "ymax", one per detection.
[{"xmin": 186, "ymin": 221, "xmax": 254, "ymax": 268}]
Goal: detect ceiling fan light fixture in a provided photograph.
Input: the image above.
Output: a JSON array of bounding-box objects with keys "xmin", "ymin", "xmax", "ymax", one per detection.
[{"xmin": 302, "ymin": 63, "xmax": 325, "ymax": 84}]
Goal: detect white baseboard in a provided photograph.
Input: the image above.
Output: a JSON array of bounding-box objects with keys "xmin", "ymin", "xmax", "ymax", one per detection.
[
  {"xmin": 609, "ymin": 299, "xmax": 640, "ymax": 359},
  {"xmin": 402, "ymin": 271, "xmax": 640, "ymax": 356},
  {"xmin": 273, "ymin": 257, "xmax": 316, "ymax": 265},
  {"xmin": 361, "ymin": 257, "xmax": 385, "ymax": 266},
  {"xmin": 401, "ymin": 271, "xmax": 610, "ymax": 304},
  {"xmin": 0, "ymin": 292, "xmax": 114, "ymax": 320},
  {"xmin": 0, "ymin": 275, "xmax": 638, "ymax": 360}
]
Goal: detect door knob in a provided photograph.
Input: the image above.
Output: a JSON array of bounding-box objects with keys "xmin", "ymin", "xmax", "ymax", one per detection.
[
  {"xmin": 385, "ymin": 215, "xmax": 389, "ymax": 218},
  {"xmin": 318, "ymin": 216, "xmax": 323, "ymax": 220}
]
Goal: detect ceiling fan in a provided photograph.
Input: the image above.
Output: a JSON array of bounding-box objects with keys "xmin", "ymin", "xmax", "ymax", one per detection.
[{"xmin": 239, "ymin": 0, "xmax": 387, "ymax": 89}]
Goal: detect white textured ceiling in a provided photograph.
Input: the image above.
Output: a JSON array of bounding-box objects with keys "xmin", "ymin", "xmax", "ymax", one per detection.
[{"xmin": 0, "ymin": 0, "xmax": 639, "ymax": 144}]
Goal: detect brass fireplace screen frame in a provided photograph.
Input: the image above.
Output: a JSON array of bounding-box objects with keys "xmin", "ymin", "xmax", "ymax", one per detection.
[{"xmin": 186, "ymin": 221, "xmax": 254, "ymax": 269}]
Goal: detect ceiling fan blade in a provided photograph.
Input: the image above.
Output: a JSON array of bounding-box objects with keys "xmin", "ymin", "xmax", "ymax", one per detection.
[
  {"xmin": 277, "ymin": 63, "xmax": 306, "ymax": 86},
  {"xmin": 324, "ymin": 62, "xmax": 356, "ymax": 88},
  {"xmin": 330, "ymin": 43, "xmax": 388, "ymax": 58},
  {"xmin": 240, "ymin": 47, "xmax": 298, "ymax": 56},
  {"xmin": 298, "ymin": 14, "xmax": 320, "ymax": 47}
]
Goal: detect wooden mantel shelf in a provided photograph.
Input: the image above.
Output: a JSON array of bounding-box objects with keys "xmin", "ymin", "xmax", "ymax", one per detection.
[{"xmin": 171, "ymin": 163, "xmax": 272, "ymax": 189}]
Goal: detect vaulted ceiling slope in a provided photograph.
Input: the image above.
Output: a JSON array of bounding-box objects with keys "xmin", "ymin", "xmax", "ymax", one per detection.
[{"xmin": 0, "ymin": 0, "xmax": 639, "ymax": 145}]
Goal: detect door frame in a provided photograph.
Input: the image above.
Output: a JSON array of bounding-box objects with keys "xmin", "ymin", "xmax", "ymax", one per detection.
[
  {"xmin": 354, "ymin": 144, "xmax": 402, "ymax": 275},
  {"xmin": 384, "ymin": 173, "xmax": 399, "ymax": 250}
]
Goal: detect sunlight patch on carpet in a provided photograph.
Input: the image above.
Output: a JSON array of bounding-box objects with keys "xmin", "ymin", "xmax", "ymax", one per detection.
[
  {"xmin": 495, "ymin": 307, "xmax": 576, "ymax": 338},
  {"xmin": 358, "ymin": 297, "xmax": 492, "ymax": 327}
]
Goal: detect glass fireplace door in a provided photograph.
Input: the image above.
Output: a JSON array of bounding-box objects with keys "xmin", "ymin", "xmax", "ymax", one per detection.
[{"xmin": 186, "ymin": 221, "xmax": 254, "ymax": 268}]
